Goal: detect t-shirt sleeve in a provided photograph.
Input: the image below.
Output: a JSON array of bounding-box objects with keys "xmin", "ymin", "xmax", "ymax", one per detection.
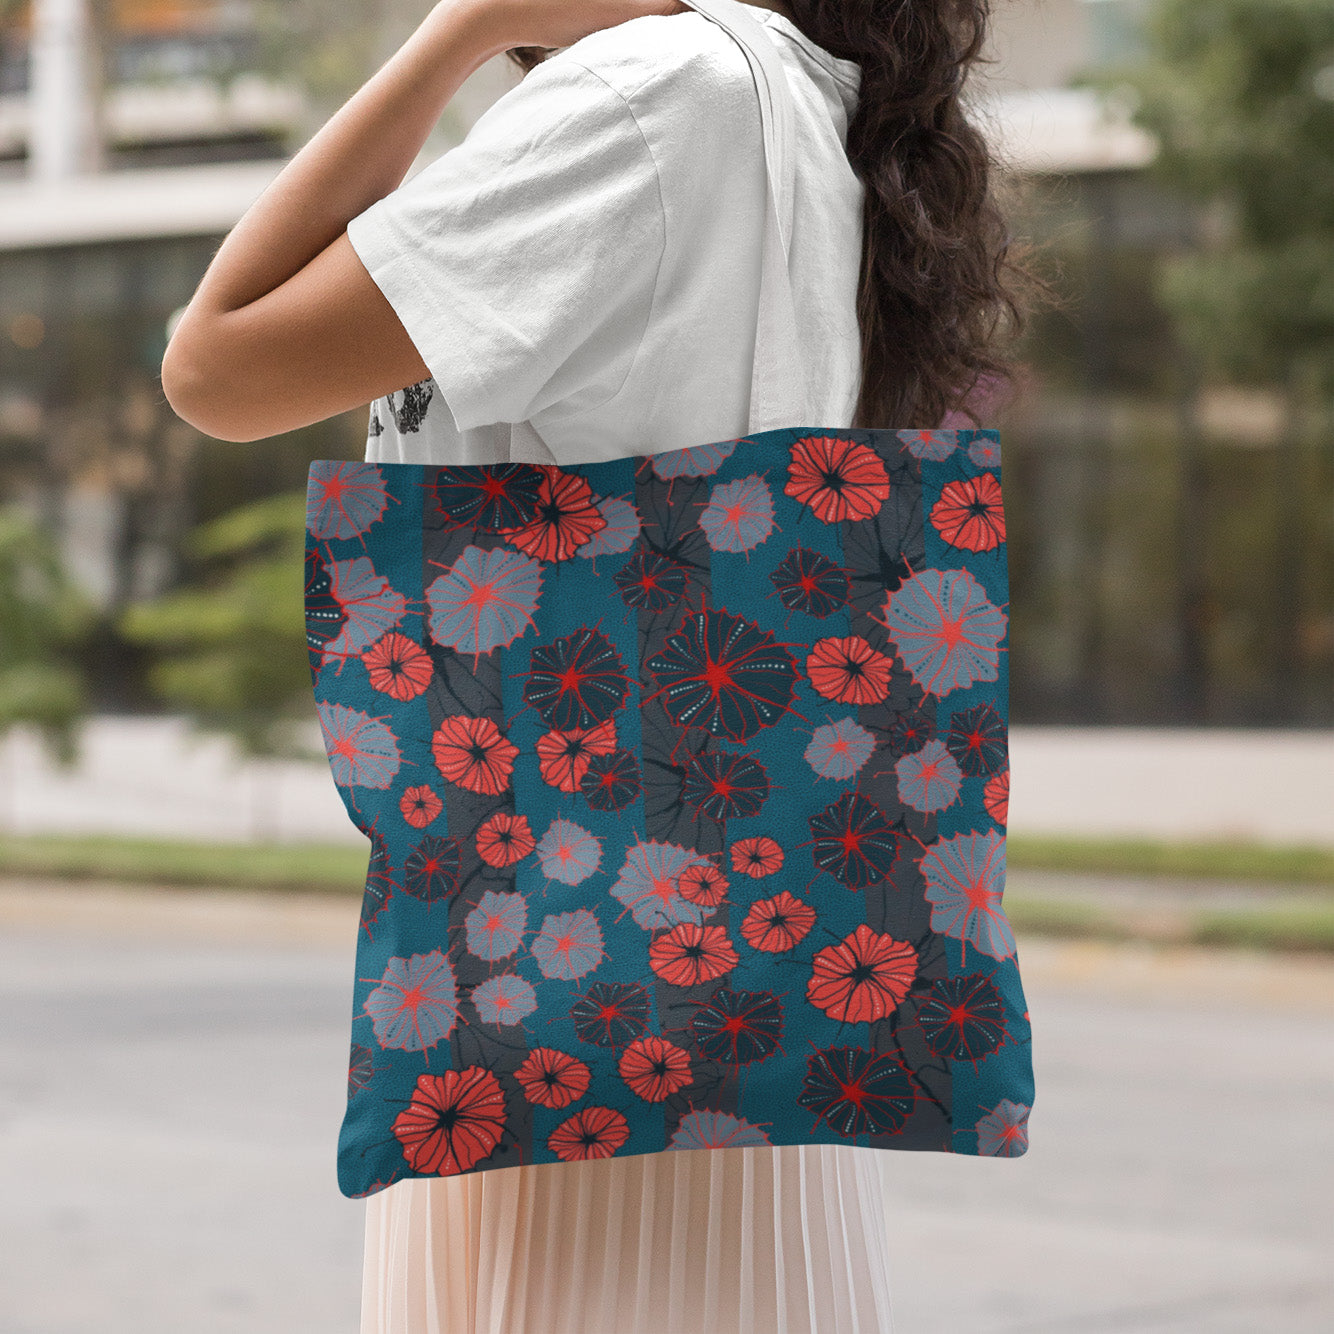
[{"xmin": 346, "ymin": 56, "xmax": 666, "ymax": 434}]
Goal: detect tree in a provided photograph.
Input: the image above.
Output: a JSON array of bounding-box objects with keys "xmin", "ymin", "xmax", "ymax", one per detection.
[
  {"xmin": 0, "ymin": 504, "xmax": 96, "ymax": 825},
  {"xmin": 117, "ymin": 488, "xmax": 317, "ymax": 840},
  {"xmin": 243, "ymin": 0, "xmax": 476, "ymax": 151},
  {"xmin": 1076, "ymin": 0, "xmax": 1334, "ymax": 715}
]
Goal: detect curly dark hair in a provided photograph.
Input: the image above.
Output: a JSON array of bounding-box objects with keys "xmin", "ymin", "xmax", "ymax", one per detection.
[{"xmin": 507, "ymin": 0, "xmax": 1058, "ymax": 430}]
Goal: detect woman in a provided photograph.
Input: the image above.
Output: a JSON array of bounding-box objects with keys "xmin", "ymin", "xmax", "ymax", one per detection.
[{"xmin": 163, "ymin": 0, "xmax": 1044, "ymax": 1329}]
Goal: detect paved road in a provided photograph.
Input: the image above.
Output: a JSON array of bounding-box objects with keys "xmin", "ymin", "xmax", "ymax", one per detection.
[{"xmin": 2, "ymin": 885, "xmax": 1332, "ymax": 1333}]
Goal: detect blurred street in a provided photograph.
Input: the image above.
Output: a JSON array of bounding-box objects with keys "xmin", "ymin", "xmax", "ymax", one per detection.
[{"xmin": 2, "ymin": 881, "xmax": 1331, "ymax": 1333}]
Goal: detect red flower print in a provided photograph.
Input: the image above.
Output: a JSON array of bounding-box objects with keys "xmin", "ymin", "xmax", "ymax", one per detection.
[
  {"xmin": 740, "ymin": 890, "xmax": 817, "ymax": 952},
  {"xmin": 514, "ymin": 1046, "xmax": 591, "ymax": 1109},
  {"xmin": 431, "ymin": 715, "xmax": 518, "ymax": 795},
  {"xmin": 399, "ymin": 784, "xmax": 443, "ymax": 829},
  {"xmin": 391, "ymin": 1066, "xmax": 508, "ymax": 1176},
  {"xmin": 475, "ymin": 812, "xmax": 537, "ymax": 868},
  {"xmin": 983, "ymin": 767, "xmax": 1009, "ymax": 826},
  {"xmin": 929, "ymin": 473, "xmax": 1006, "ymax": 552},
  {"xmin": 807, "ymin": 924, "xmax": 917, "ymax": 1024},
  {"xmin": 548, "ymin": 1105, "xmax": 630, "ymax": 1162},
  {"xmin": 785, "ymin": 435, "xmax": 891, "ymax": 523},
  {"xmin": 535, "ymin": 717, "xmax": 617, "ymax": 792},
  {"xmin": 678, "ymin": 862, "xmax": 728, "ymax": 908},
  {"xmin": 648, "ymin": 922, "xmax": 740, "ymax": 987},
  {"xmin": 730, "ymin": 836, "xmax": 784, "ymax": 878},
  {"xmin": 497, "ymin": 469, "xmax": 607, "ymax": 562},
  {"xmin": 618, "ymin": 1034, "xmax": 694, "ymax": 1102},
  {"xmin": 361, "ymin": 632, "xmax": 433, "ymax": 700},
  {"xmin": 806, "ymin": 636, "xmax": 893, "ymax": 706}
]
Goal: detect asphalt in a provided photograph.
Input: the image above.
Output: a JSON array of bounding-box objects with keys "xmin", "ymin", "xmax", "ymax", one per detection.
[{"xmin": 1, "ymin": 882, "xmax": 1332, "ymax": 1333}]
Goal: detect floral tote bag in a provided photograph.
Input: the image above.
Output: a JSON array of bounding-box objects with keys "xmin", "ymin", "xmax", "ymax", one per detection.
[{"xmin": 305, "ymin": 0, "xmax": 1034, "ymax": 1199}]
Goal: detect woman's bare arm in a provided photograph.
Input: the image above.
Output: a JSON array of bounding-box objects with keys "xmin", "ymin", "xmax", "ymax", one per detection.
[{"xmin": 161, "ymin": 0, "xmax": 683, "ymax": 443}]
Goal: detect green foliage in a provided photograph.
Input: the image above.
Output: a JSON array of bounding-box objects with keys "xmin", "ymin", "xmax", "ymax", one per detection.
[
  {"xmin": 117, "ymin": 489, "xmax": 313, "ymax": 760},
  {"xmin": 1075, "ymin": 0, "xmax": 1334, "ymax": 387},
  {"xmin": 243, "ymin": 0, "xmax": 470, "ymax": 149},
  {"xmin": 0, "ymin": 504, "xmax": 95, "ymax": 768}
]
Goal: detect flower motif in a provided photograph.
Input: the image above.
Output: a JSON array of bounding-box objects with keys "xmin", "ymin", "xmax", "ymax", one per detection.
[
  {"xmin": 648, "ymin": 922, "xmax": 740, "ymax": 987},
  {"xmin": 807, "ymin": 925, "xmax": 917, "ymax": 1024},
  {"xmin": 432, "ymin": 463, "xmax": 544, "ymax": 530},
  {"xmin": 739, "ymin": 890, "xmax": 817, "ymax": 953},
  {"xmin": 514, "ymin": 1047, "xmax": 590, "ymax": 1108},
  {"xmin": 364, "ymin": 950, "xmax": 460, "ymax": 1052},
  {"xmin": 730, "ymin": 836, "xmax": 784, "ymax": 878},
  {"xmin": 699, "ymin": 474, "xmax": 774, "ymax": 553},
  {"xmin": 618, "ymin": 1034, "xmax": 694, "ymax": 1102},
  {"xmin": 535, "ymin": 819, "xmax": 603, "ymax": 886},
  {"xmin": 681, "ymin": 751, "xmax": 769, "ymax": 822},
  {"xmin": 769, "ymin": 547, "xmax": 850, "ymax": 619},
  {"xmin": 614, "ymin": 549, "xmax": 690, "ymax": 613},
  {"xmin": 930, "ymin": 472, "xmax": 1006, "ymax": 552},
  {"xmin": 403, "ymin": 835, "xmax": 462, "ymax": 903},
  {"xmin": 531, "ymin": 909, "xmax": 604, "ymax": 981},
  {"xmin": 536, "ymin": 718, "xmax": 618, "ymax": 792},
  {"xmin": 975, "ymin": 1100, "xmax": 1030, "ymax": 1157},
  {"xmin": 580, "ymin": 750, "xmax": 642, "ymax": 812},
  {"xmin": 426, "ymin": 544, "xmax": 542, "ymax": 656},
  {"xmin": 497, "ymin": 469, "xmax": 606, "ymax": 561},
  {"xmin": 808, "ymin": 793, "xmax": 898, "ymax": 889},
  {"xmin": 881, "ymin": 567, "xmax": 1006, "ymax": 697},
  {"xmin": 307, "ymin": 461, "xmax": 390, "ymax": 539},
  {"xmin": 806, "ymin": 636, "xmax": 893, "ymax": 706},
  {"xmin": 525, "ymin": 628, "xmax": 631, "ymax": 730},
  {"xmin": 464, "ymin": 890, "xmax": 527, "ymax": 960},
  {"xmin": 921, "ymin": 828, "xmax": 1015, "ymax": 960},
  {"xmin": 475, "ymin": 812, "xmax": 536, "ymax": 867},
  {"xmin": 785, "ymin": 435, "xmax": 890, "ymax": 523},
  {"xmin": 431, "ymin": 715, "xmax": 518, "ymax": 795},
  {"xmin": 548, "ymin": 1106, "xmax": 630, "ymax": 1162},
  {"xmin": 804, "ymin": 719, "xmax": 876, "ymax": 781},
  {"xmin": 798, "ymin": 1047, "xmax": 915, "ymax": 1136},
  {"xmin": 916, "ymin": 974, "xmax": 1008, "ymax": 1062},
  {"xmin": 399, "ymin": 784, "xmax": 442, "ymax": 829},
  {"xmin": 392, "ymin": 1066, "xmax": 507, "ymax": 1175},
  {"xmin": 362, "ymin": 632, "xmax": 433, "ymax": 700},
  {"xmin": 894, "ymin": 738, "xmax": 963, "ymax": 814},
  {"xmin": 646, "ymin": 608, "xmax": 798, "ymax": 742}
]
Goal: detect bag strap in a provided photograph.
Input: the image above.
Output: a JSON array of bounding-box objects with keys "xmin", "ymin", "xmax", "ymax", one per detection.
[{"xmin": 675, "ymin": 0, "xmax": 811, "ymax": 431}]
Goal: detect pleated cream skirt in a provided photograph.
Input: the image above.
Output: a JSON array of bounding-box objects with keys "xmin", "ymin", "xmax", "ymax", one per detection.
[{"xmin": 361, "ymin": 1143, "xmax": 896, "ymax": 1334}]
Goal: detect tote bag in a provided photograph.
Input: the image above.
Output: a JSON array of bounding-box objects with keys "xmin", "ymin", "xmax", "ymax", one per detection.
[{"xmin": 305, "ymin": 0, "xmax": 1034, "ymax": 1200}]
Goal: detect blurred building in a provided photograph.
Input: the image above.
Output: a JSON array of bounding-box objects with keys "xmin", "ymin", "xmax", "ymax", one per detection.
[{"xmin": 0, "ymin": 0, "xmax": 1329, "ymax": 721}]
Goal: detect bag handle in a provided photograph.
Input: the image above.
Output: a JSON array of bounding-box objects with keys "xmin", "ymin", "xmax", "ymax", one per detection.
[{"xmin": 675, "ymin": 0, "xmax": 811, "ymax": 432}]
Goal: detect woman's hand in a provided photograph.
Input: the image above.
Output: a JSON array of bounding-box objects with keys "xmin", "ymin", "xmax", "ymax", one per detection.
[{"xmin": 460, "ymin": 0, "xmax": 689, "ymax": 54}]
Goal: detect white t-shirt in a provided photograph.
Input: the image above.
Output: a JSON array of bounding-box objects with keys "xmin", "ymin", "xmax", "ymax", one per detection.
[{"xmin": 347, "ymin": 5, "xmax": 863, "ymax": 468}]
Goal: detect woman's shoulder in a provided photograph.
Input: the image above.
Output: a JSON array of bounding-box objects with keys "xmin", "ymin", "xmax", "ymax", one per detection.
[{"xmin": 550, "ymin": 11, "xmax": 759, "ymax": 121}]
